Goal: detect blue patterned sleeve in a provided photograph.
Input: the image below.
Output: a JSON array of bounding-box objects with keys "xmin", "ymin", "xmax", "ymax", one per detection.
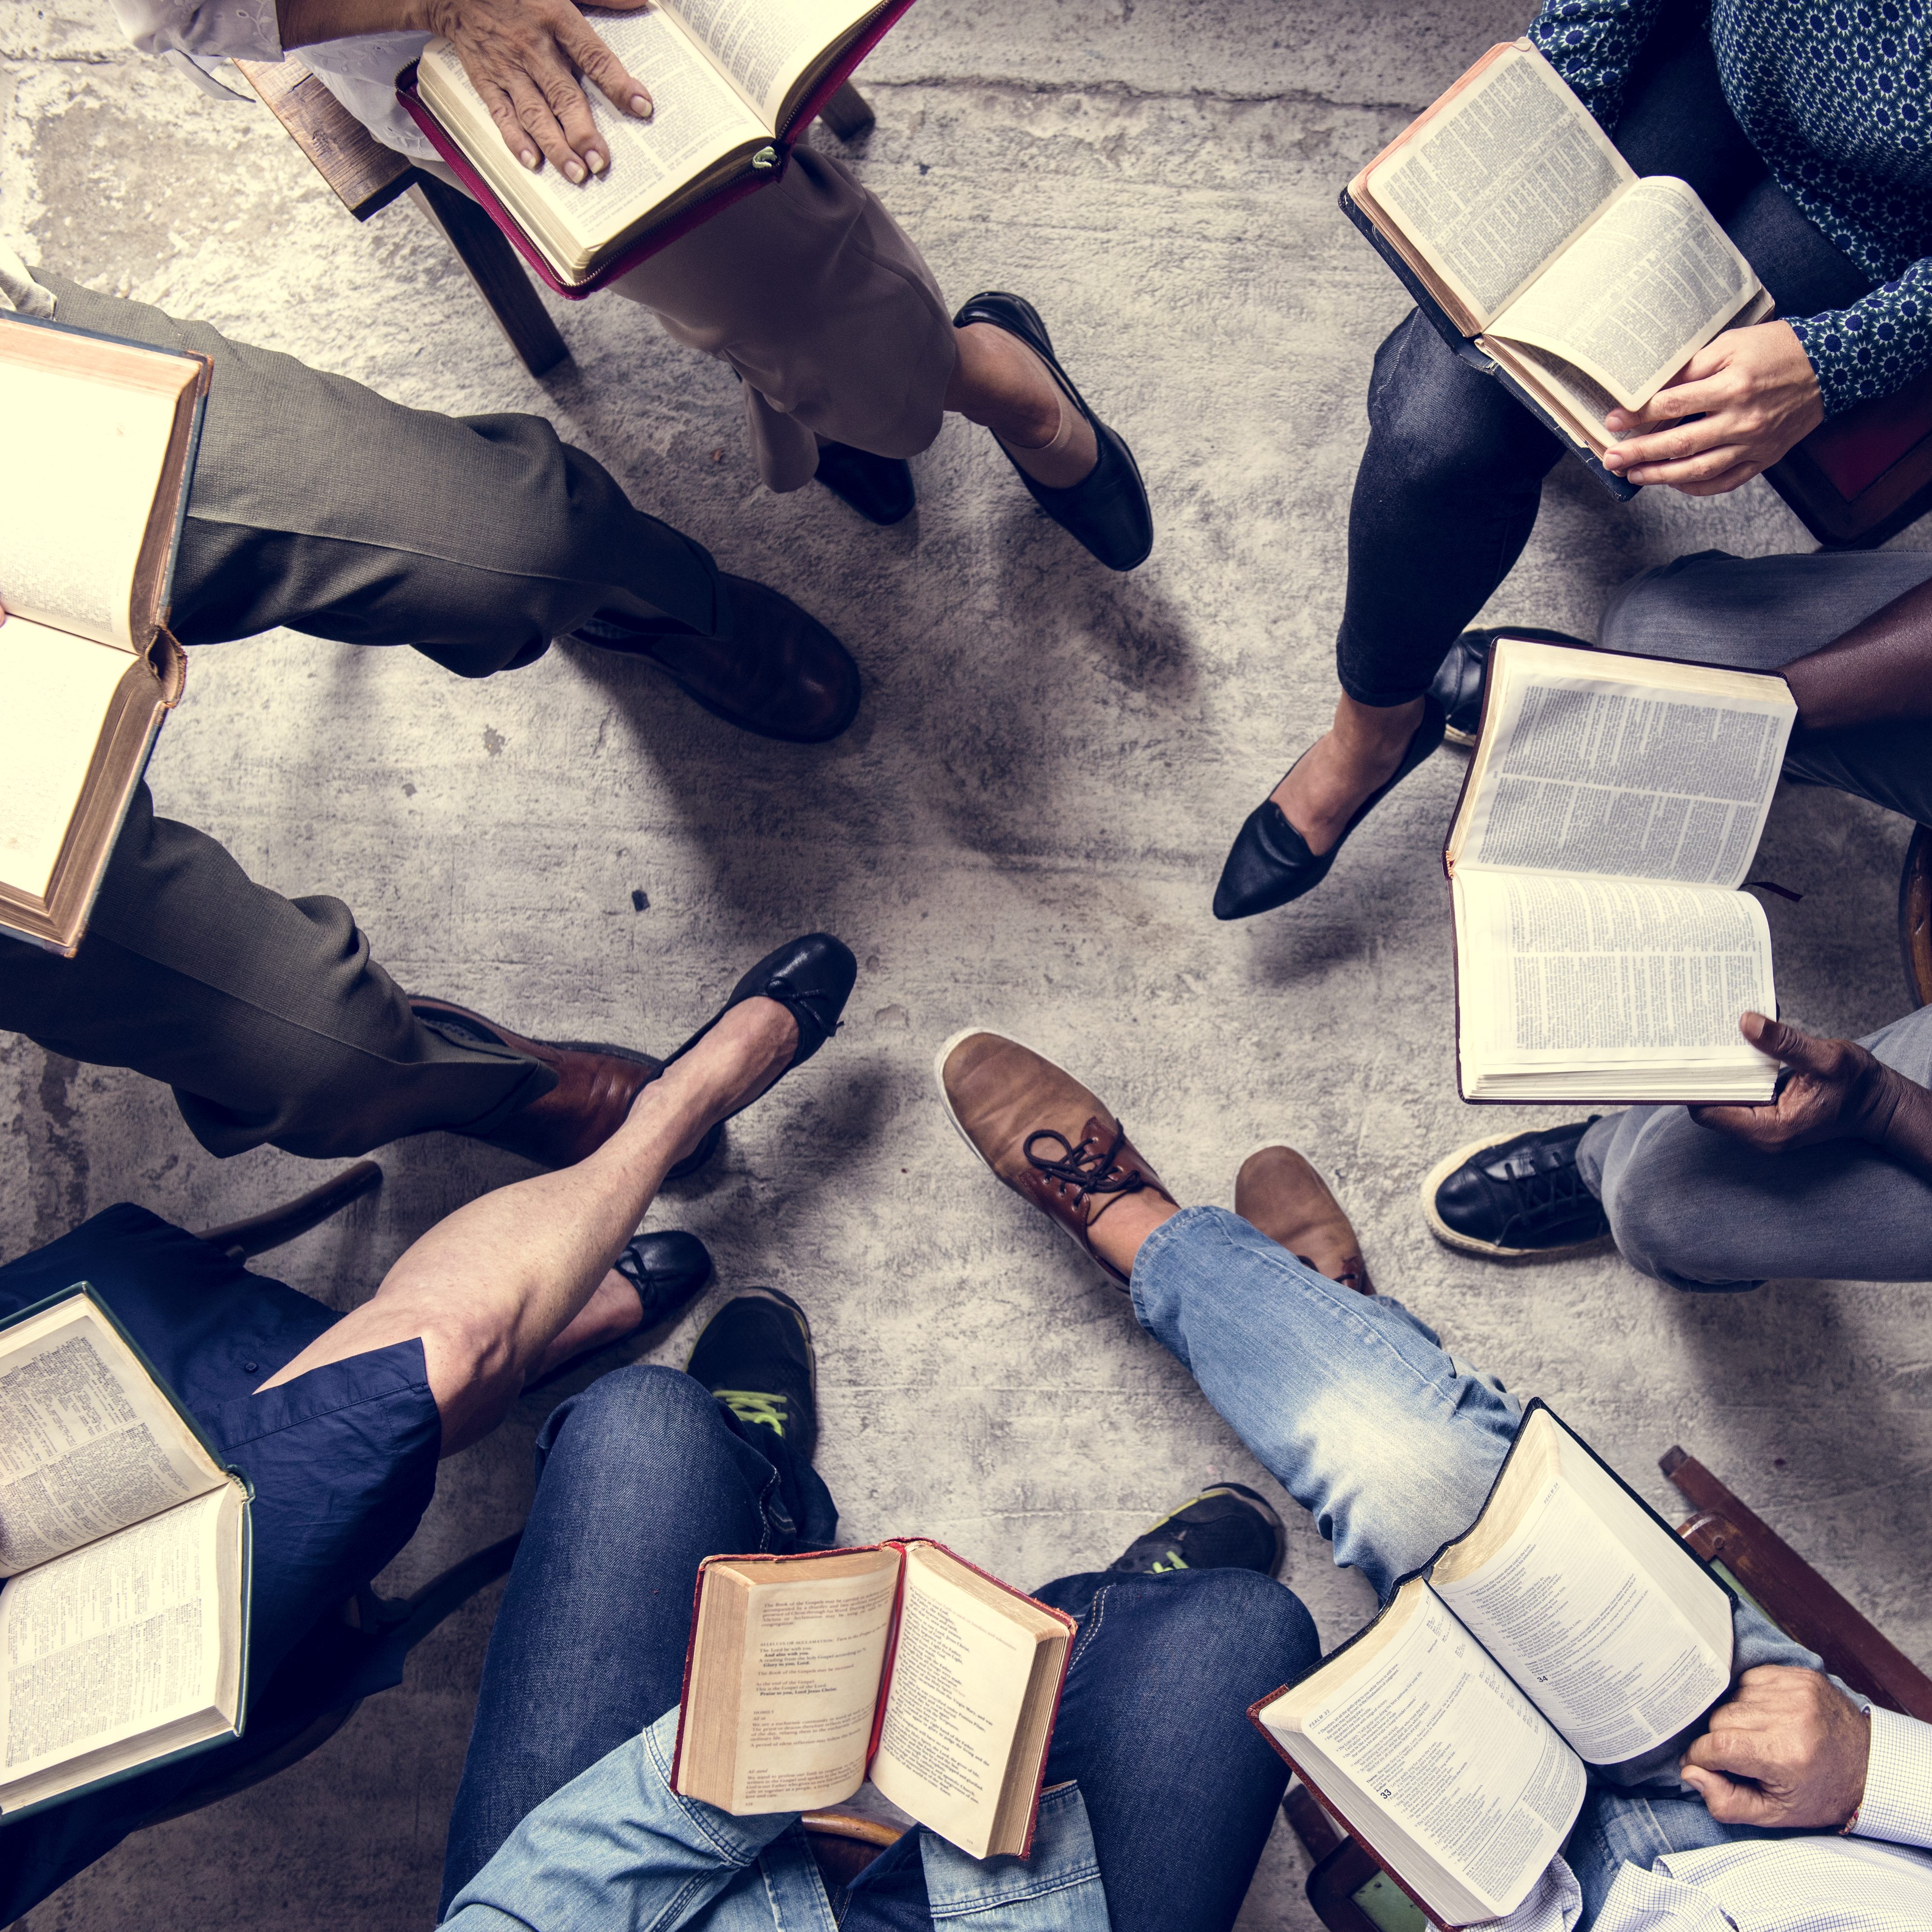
[
  {"xmin": 1527, "ymin": 0, "xmax": 1671, "ymax": 131},
  {"xmin": 1787, "ymin": 258, "xmax": 1932, "ymax": 415}
]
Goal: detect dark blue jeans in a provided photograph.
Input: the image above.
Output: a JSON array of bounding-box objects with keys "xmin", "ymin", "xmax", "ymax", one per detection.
[
  {"xmin": 1335, "ymin": 13, "xmax": 1880, "ymax": 707},
  {"xmin": 437, "ymin": 1366, "xmax": 1317, "ymax": 1932}
]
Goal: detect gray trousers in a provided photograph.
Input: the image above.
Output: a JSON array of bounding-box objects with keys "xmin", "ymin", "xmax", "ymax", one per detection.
[
  {"xmin": 1576, "ymin": 548, "xmax": 1932, "ymax": 1289},
  {"xmin": 0, "ymin": 276, "xmax": 735, "ymax": 1159}
]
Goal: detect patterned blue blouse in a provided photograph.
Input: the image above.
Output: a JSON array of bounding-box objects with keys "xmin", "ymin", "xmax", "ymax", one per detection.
[{"xmin": 1529, "ymin": 0, "xmax": 1932, "ymax": 414}]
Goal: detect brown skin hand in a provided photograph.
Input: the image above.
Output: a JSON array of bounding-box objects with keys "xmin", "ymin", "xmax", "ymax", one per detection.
[
  {"xmin": 277, "ymin": 0, "xmax": 654, "ymax": 180},
  {"xmin": 1689, "ymin": 1014, "xmax": 1932, "ymax": 1183},
  {"xmin": 1680, "ymin": 1666, "xmax": 1870, "ymax": 1829}
]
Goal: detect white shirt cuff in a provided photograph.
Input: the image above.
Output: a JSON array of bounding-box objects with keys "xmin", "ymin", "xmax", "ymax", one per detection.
[{"xmin": 1852, "ymin": 1705, "xmax": 1932, "ymax": 1849}]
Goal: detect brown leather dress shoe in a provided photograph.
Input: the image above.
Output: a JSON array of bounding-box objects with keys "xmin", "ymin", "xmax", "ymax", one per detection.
[
  {"xmin": 1233, "ymin": 1145, "xmax": 1373, "ymax": 1293},
  {"xmin": 581, "ymin": 575, "xmax": 860, "ymax": 744},
  {"xmin": 408, "ymin": 998, "xmax": 719, "ymax": 1174},
  {"xmin": 936, "ymin": 1030, "xmax": 1174, "ymax": 1286}
]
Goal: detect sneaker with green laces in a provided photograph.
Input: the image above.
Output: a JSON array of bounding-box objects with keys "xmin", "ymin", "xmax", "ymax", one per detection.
[
  {"xmin": 1107, "ymin": 1484, "xmax": 1288, "ymax": 1578},
  {"xmin": 687, "ymin": 1288, "xmax": 818, "ymax": 1463}
]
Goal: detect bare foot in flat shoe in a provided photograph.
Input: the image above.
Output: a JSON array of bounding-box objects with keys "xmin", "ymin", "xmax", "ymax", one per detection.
[{"xmin": 1272, "ymin": 694, "xmax": 1426, "ymax": 855}]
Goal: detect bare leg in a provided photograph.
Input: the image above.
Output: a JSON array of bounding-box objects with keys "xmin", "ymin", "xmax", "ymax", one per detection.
[
  {"xmin": 259, "ymin": 999, "xmax": 798, "ymax": 1456},
  {"xmin": 1088, "ymin": 1191, "xmax": 1183, "ymax": 1282},
  {"xmin": 945, "ymin": 323, "xmax": 1098, "ymax": 488},
  {"xmin": 1270, "ymin": 692, "xmax": 1427, "ymax": 856}
]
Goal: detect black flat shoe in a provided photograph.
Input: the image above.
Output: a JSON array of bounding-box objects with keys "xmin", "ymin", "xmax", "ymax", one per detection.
[
  {"xmin": 952, "ymin": 291, "xmax": 1153, "ymax": 572},
  {"xmin": 524, "ymin": 1230, "xmax": 715, "ymax": 1392},
  {"xmin": 1212, "ymin": 698, "xmax": 1447, "ymax": 921},
  {"xmin": 815, "ymin": 441, "xmax": 915, "ymax": 526},
  {"xmin": 663, "ymin": 933, "xmax": 858, "ymax": 1124},
  {"xmin": 1430, "ymin": 627, "xmax": 1593, "ymax": 745}
]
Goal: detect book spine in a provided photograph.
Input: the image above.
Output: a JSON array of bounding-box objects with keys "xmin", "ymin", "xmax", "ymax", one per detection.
[{"xmin": 864, "ymin": 1542, "xmax": 911, "ymax": 1770}]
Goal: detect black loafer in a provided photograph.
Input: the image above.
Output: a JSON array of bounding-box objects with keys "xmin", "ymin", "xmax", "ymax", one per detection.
[
  {"xmin": 1430, "ymin": 628, "xmax": 1594, "ymax": 746},
  {"xmin": 663, "ymin": 933, "xmax": 858, "ymax": 1126},
  {"xmin": 1212, "ymin": 698, "xmax": 1446, "ymax": 920},
  {"xmin": 524, "ymin": 1230, "xmax": 715, "ymax": 1391},
  {"xmin": 952, "ymin": 291, "xmax": 1153, "ymax": 572},
  {"xmin": 1421, "ymin": 1122, "xmax": 1609, "ymax": 1259},
  {"xmin": 815, "ymin": 440, "xmax": 915, "ymax": 526},
  {"xmin": 688, "ymin": 1288, "xmax": 819, "ymax": 1463}
]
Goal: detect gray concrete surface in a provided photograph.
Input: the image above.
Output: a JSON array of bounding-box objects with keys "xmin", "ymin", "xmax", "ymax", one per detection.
[{"xmin": 3, "ymin": 1, "xmax": 1931, "ymax": 1923}]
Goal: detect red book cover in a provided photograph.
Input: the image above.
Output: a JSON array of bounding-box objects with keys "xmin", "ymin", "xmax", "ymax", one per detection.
[{"xmin": 395, "ymin": 0, "xmax": 915, "ymax": 300}]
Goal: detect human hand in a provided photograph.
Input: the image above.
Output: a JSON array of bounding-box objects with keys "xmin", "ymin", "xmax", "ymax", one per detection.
[
  {"xmin": 1601, "ymin": 320, "xmax": 1823, "ymax": 496},
  {"xmin": 1688, "ymin": 1013, "xmax": 1901, "ymax": 1153},
  {"xmin": 414, "ymin": 0, "xmax": 656, "ymax": 182},
  {"xmin": 1680, "ymin": 1666, "xmax": 1869, "ymax": 1828}
]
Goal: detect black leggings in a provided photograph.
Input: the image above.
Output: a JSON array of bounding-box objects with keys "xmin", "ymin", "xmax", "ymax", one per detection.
[{"xmin": 1333, "ymin": 13, "xmax": 1876, "ymax": 707}]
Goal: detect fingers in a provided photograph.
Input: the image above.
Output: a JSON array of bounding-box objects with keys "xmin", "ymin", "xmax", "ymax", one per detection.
[
  {"xmin": 1741, "ymin": 1012, "xmax": 1837, "ymax": 1076},
  {"xmin": 480, "ymin": 79, "xmax": 542, "ymax": 170},
  {"xmin": 1605, "ymin": 372, "xmax": 1731, "ymax": 433},
  {"xmin": 503, "ymin": 66, "xmax": 592, "ymax": 179},
  {"xmin": 1680, "ymin": 1762, "xmax": 1788, "ymax": 1826},
  {"xmin": 1612, "ymin": 440, "xmax": 1756, "ymax": 489},
  {"xmin": 558, "ymin": 9, "xmax": 653, "ymax": 115}
]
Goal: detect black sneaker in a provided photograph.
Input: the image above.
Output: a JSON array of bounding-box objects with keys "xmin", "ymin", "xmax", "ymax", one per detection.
[
  {"xmin": 1422, "ymin": 1122, "xmax": 1610, "ymax": 1259},
  {"xmin": 1108, "ymin": 1485, "xmax": 1287, "ymax": 1578},
  {"xmin": 687, "ymin": 1288, "xmax": 818, "ymax": 1462}
]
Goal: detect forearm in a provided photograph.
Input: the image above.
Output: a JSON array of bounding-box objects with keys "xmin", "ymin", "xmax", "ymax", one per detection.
[
  {"xmin": 1857, "ymin": 1063, "xmax": 1932, "ymax": 1187},
  {"xmin": 1781, "ymin": 576, "xmax": 1932, "ymax": 731},
  {"xmin": 276, "ymin": 0, "xmax": 423, "ymax": 47}
]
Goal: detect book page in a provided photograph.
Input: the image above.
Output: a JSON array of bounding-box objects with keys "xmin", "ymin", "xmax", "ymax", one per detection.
[
  {"xmin": 1283, "ymin": 1582, "xmax": 1585, "ymax": 1922},
  {"xmin": 1457, "ymin": 871, "xmax": 1775, "ymax": 1062},
  {"xmin": 418, "ymin": 12, "xmax": 765, "ymax": 274},
  {"xmin": 0, "ymin": 1488, "xmax": 238, "ymax": 1799},
  {"xmin": 0, "ymin": 1299, "xmax": 222, "ymax": 1578},
  {"xmin": 1432, "ymin": 1413, "xmax": 1732, "ymax": 1764},
  {"xmin": 1457, "ymin": 658, "xmax": 1793, "ymax": 889},
  {"xmin": 662, "ymin": 0, "xmax": 879, "ymax": 129},
  {"xmin": 1365, "ymin": 45, "xmax": 1630, "ymax": 329},
  {"xmin": 0, "ymin": 620, "xmax": 139, "ymax": 903},
  {"xmin": 871, "ymin": 1546, "xmax": 1048, "ymax": 1859},
  {"xmin": 1489, "ymin": 177, "xmax": 1758, "ymax": 409},
  {"xmin": 713, "ymin": 1556, "xmax": 898, "ymax": 1813},
  {"xmin": 0, "ymin": 339, "xmax": 187, "ymax": 650}
]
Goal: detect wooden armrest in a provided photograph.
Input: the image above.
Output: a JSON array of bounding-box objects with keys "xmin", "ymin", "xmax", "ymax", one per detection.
[
  {"xmin": 193, "ymin": 1159, "xmax": 383, "ymax": 1260},
  {"xmin": 1665, "ymin": 1447, "xmax": 1932, "ymax": 1723},
  {"xmin": 232, "ymin": 57, "xmax": 415, "ymax": 220},
  {"xmin": 1765, "ymin": 365, "xmax": 1932, "ymax": 549}
]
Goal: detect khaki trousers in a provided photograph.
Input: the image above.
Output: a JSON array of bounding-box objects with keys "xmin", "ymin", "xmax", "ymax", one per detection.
[
  {"xmin": 429, "ymin": 146, "xmax": 961, "ymax": 492},
  {"xmin": 0, "ymin": 277, "xmax": 742, "ymax": 1158}
]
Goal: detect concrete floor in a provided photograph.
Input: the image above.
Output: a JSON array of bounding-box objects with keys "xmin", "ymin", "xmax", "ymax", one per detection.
[{"xmin": 4, "ymin": 0, "xmax": 1931, "ymax": 1923}]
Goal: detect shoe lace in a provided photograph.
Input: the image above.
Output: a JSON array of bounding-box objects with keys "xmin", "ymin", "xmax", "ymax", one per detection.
[
  {"xmin": 1498, "ymin": 1149, "xmax": 1597, "ymax": 1238},
  {"xmin": 714, "ymin": 1389, "xmax": 788, "ymax": 1435},
  {"xmin": 1148, "ymin": 1549, "xmax": 1188, "ymax": 1573},
  {"xmin": 1023, "ymin": 1122, "xmax": 1150, "ymax": 1210}
]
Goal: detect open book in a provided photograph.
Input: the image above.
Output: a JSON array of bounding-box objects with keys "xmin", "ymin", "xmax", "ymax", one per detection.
[
  {"xmin": 1445, "ymin": 636, "xmax": 1796, "ymax": 1102},
  {"xmin": 1342, "ymin": 42, "xmax": 1772, "ymax": 492},
  {"xmin": 670, "ymin": 1538, "xmax": 1073, "ymax": 1859},
  {"xmin": 0, "ymin": 1287, "xmax": 251, "ymax": 1818},
  {"xmin": 1251, "ymin": 1403, "xmax": 1733, "ymax": 1929},
  {"xmin": 0, "ymin": 313, "xmax": 206, "ymax": 956},
  {"xmin": 400, "ymin": 0, "xmax": 917, "ymax": 296}
]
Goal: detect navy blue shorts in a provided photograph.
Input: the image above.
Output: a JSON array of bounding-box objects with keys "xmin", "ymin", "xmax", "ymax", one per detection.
[{"xmin": 0, "ymin": 1204, "xmax": 442, "ymax": 1918}]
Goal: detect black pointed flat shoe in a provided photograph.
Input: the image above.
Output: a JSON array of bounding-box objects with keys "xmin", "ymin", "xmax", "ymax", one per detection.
[
  {"xmin": 662, "ymin": 933, "xmax": 858, "ymax": 1124},
  {"xmin": 1212, "ymin": 698, "xmax": 1447, "ymax": 920},
  {"xmin": 524, "ymin": 1229, "xmax": 715, "ymax": 1392},
  {"xmin": 815, "ymin": 440, "xmax": 915, "ymax": 526},
  {"xmin": 1430, "ymin": 627, "xmax": 1592, "ymax": 745},
  {"xmin": 952, "ymin": 291, "xmax": 1153, "ymax": 572}
]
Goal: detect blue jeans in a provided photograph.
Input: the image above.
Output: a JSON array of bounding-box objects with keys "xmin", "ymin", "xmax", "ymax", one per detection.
[
  {"xmin": 1335, "ymin": 14, "xmax": 1877, "ymax": 707},
  {"xmin": 1130, "ymin": 1206, "xmax": 1823, "ymax": 1922},
  {"xmin": 437, "ymin": 1365, "xmax": 1318, "ymax": 1932}
]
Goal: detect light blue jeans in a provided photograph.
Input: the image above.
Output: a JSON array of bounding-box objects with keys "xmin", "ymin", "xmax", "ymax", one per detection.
[{"xmin": 1130, "ymin": 1206, "xmax": 1821, "ymax": 1921}]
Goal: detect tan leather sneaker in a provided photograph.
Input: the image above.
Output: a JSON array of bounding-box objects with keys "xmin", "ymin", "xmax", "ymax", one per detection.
[
  {"xmin": 936, "ymin": 1030, "xmax": 1174, "ymax": 1286},
  {"xmin": 1233, "ymin": 1145, "xmax": 1373, "ymax": 1294}
]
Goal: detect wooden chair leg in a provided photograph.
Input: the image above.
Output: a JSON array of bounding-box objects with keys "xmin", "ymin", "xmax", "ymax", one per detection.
[
  {"xmin": 409, "ymin": 173, "xmax": 570, "ymax": 378},
  {"xmin": 820, "ymin": 80, "xmax": 876, "ymax": 141},
  {"xmin": 193, "ymin": 1160, "xmax": 383, "ymax": 1261}
]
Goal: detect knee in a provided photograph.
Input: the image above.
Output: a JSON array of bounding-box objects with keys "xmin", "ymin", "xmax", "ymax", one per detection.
[
  {"xmin": 1362, "ymin": 317, "xmax": 1529, "ymax": 497},
  {"xmin": 1130, "ymin": 1570, "xmax": 1320, "ymax": 1684},
  {"xmin": 1597, "ymin": 1119, "xmax": 1736, "ymax": 1288},
  {"xmin": 540, "ymin": 1366, "xmax": 730, "ymax": 1479}
]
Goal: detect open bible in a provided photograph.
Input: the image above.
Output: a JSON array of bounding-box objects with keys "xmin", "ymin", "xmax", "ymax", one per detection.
[
  {"xmin": 1251, "ymin": 1403, "xmax": 1734, "ymax": 1929},
  {"xmin": 0, "ymin": 1287, "xmax": 251, "ymax": 1818},
  {"xmin": 1445, "ymin": 636, "xmax": 1796, "ymax": 1102},
  {"xmin": 1342, "ymin": 41, "xmax": 1772, "ymax": 495},
  {"xmin": 0, "ymin": 314, "xmax": 206, "ymax": 955},
  {"xmin": 670, "ymin": 1538, "xmax": 1073, "ymax": 1858},
  {"xmin": 400, "ymin": 0, "xmax": 916, "ymax": 295}
]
